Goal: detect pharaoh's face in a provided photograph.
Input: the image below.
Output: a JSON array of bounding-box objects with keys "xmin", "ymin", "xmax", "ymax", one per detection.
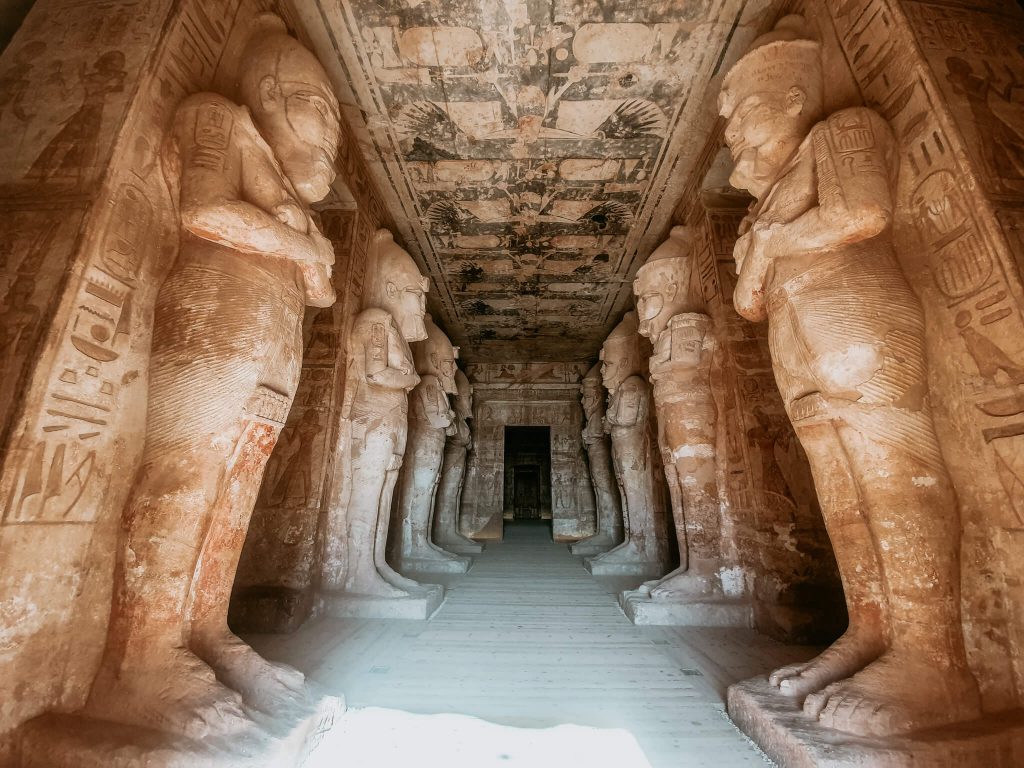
[
  {"xmin": 456, "ymin": 387, "xmax": 473, "ymax": 417},
  {"xmin": 581, "ymin": 385, "xmax": 601, "ymax": 414},
  {"xmin": 634, "ymin": 270, "xmax": 677, "ymax": 340},
  {"xmin": 599, "ymin": 349, "xmax": 622, "ymax": 392},
  {"xmin": 722, "ymin": 88, "xmax": 809, "ymax": 199},
  {"xmin": 258, "ymin": 73, "xmax": 341, "ymax": 204}
]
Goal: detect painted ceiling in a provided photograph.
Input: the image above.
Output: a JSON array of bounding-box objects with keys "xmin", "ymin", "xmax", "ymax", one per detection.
[{"xmin": 299, "ymin": 0, "xmax": 767, "ymax": 361}]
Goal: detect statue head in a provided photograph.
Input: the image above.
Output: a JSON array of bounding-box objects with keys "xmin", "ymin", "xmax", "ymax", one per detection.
[
  {"xmin": 633, "ymin": 226, "xmax": 696, "ymax": 341},
  {"xmin": 363, "ymin": 229, "xmax": 430, "ymax": 341},
  {"xmin": 238, "ymin": 13, "xmax": 341, "ymax": 204},
  {"xmin": 413, "ymin": 315, "xmax": 459, "ymax": 394},
  {"xmin": 600, "ymin": 312, "xmax": 641, "ymax": 393},
  {"xmin": 718, "ymin": 15, "xmax": 823, "ymax": 199},
  {"xmin": 580, "ymin": 363, "xmax": 604, "ymax": 416},
  {"xmin": 454, "ymin": 369, "xmax": 473, "ymax": 419}
]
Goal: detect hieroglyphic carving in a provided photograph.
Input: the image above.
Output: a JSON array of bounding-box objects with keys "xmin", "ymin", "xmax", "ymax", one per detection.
[{"xmin": 828, "ymin": 0, "xmax": 1024, "ymax": 710}]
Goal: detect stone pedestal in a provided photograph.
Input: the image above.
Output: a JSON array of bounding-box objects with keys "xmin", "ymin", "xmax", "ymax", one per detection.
[
  {"xmin": 400, "ymin": 556, "xmax": 474, "ymax": 575},
  {"xmin": 619, "ymin": 589, "xmax": 752, "ymax": 627},
  {"xmin": 15, "ymin": 694, "xmax": 343, "ymax": 768},
  {"xmin": 569, "ymin": 533, "xmax": 619, "ymax": 557},
  {"xmin": 583, "ymin": 554, "xmax": 663, "ymax": 579},
  {"xmin": 728, "ymin": 677, "xmax": 1024, "ymax": 768},
  {"xmin": 316, "ymin": 586, "xmax": 444, "ymax": 620}
]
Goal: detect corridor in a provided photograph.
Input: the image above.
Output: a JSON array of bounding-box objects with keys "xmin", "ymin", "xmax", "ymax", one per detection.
[{"xmin": 249, "ymin": 523, "xmax": 815, "ymax": 767}]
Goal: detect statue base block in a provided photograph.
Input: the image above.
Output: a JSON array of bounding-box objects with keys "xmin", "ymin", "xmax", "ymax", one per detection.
[
  {"xmin": 15, "ymin": 694, "xmax": 343, "ymax": 768},
  {"xmin": 728, "ymin": 676, "xmax": 1024, "ymax": 768},
  {"xmin": 619, "ymin": 589, "xmax": 752, "ymax": 627},
  {"xmin": 398, "ymin": 555, "xmax": 472, "ymax": 575},
  {"xmin": 316, "ymin": 586, "xmax": 444, "ymax": 620},
  {"xmin": 584, "ymin": 557, "xmax": 664, "ymax": 579},
  {"xmin": 436, "ymin": 538, "xmax": 484, "ymax": 555},
  {"xmin": 569, "ymin": 534, "xmax": 620, "ymax": 557}
]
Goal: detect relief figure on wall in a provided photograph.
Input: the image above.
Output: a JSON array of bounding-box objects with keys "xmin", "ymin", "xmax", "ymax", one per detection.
[
  {"xmin": 433, "ymin": 368, "xmax": 484, "ymax": 555},
  {"xmin": 390, "ymin": 316, "xmax": 472, "ymax": 574},
  {"xmin": 570, "ymin": 363, "xmax": 624, "ymax": 556},
  {"xmin": 585, "ymin": 312, "xmax": 670, "ymax": 578},
  {"xmin": 86, "ymin": 15, "xmax": 340, "ymax": 737},
  {"xmin": 719, "ymin": 15, "xmax": 980, "ymax": 736},
  {"xmin": 320, "ymin": 229, "xmax": 442, "ymax": 605},
  {"xmin": 629, "ymin": 226, "xmax": 741, "ymax": 608}
]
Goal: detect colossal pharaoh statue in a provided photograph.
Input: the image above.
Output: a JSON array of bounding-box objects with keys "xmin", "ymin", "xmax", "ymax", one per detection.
[
  {"xmin": 319, "ymin": 229, "xmax": 443, "ymax": 618},
  {"xmin": 585, "ymin": 312, "xmax": 670, "ymax": 578},
  {"xmin": 569, "ymin": 363, "xmax": 624, "ymax": 556},
  {"xmin": 719, "ymin": 15, "xmax": 979, "ymax": 736},
  {"xmin": 433, "ymin": 368, "xmax": 484, "ymax": 555},
  {"xmin": 390, "ymin": 316, "xmax": 472, "ymax": 574},
  {"xmin": 87, "ymin": 15, "xmax": 340, "ymax": 736},
  {"xmin": 622, "ymin": 227, "xmax": 749, "ymax": 625}
]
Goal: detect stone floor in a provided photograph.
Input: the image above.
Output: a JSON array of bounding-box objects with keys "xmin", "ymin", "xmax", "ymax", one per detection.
[{"xmin": 248, "ymin": 521, "xmax": 818, "ymax": 767}]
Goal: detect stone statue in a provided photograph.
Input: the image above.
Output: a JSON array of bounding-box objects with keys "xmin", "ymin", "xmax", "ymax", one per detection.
[
  {"xmin": 319, "ymin": 228, "xmax": 443, "ymax": 617},
  {"xmin": 719, "ymin": 15, "xmax": 979, "ymax": 736},
  {"xmin": 623, "ymin": 227, "xmax": 748, "ymax": 625},
  {"xmin": 569, "ymin": 363, "xmax": 623, "ymax": 556},
  {"xmin": 390, "ymin": 316, "xmax": 472, "ymax": 574},
  {"xmin": 433, "ymin": 368, "xmax": 484, "ymax": 555},
  {"xmin": 86, "ymin": 15, "xmax": 340, "ymax": 737},
  {"xmin": 585, "ymin": 312, "xmax": 670, "ymax": 578}
]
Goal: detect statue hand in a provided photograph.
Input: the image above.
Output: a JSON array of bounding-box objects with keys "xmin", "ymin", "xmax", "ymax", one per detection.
[
  {"xmin": 309, "ymin": 229, "xmax": 336, "ymax": 267},
  {"xmin": 272, "ymin": 202, "xmax": 307, "ymax": 231}
]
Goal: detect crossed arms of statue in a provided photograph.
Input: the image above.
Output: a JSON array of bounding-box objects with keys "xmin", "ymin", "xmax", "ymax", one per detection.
[
  {"xmin": 171, "ymin": 94, "xmax": 335, "ymax": 275},
  {"xmin": 733, "ymin": 108, "xmax": 896, "ymax": 321}
]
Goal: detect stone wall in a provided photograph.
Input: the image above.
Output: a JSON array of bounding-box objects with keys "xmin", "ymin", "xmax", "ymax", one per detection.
[{"xmin": 461, "ymin": 363, "xmax": 597, "ymax": 542}]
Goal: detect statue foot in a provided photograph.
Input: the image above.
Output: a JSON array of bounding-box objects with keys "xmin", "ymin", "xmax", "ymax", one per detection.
[
  {"xmin": 192, "ymin": 630, "xmax": 309, "ymax": 716},
  {"xmin": 640, "ymin": 567, "xmax": 718, "ymax": 600},
  {"xmin": 769, "ymin": 627, "xmax": 884, "ymax": 699},
  {"xmin": 804, "ymin": 652, "xmax": 981, "ymax": 737},
  {"xmin": 87, "ymin": 645, "xmax": 252, "ymax": 739}
]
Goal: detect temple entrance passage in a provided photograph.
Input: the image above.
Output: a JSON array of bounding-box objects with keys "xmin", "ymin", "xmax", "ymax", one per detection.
[
  {"xmin": 247, "ymin": 522, "xmax": 812, "ymax": 767},
  {"xmin": 503, "ymin": 426, "xmax": 552, "ymax": 522}
]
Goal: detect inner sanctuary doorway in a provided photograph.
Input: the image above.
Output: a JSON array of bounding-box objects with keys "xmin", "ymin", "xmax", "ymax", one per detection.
[{"xmin": 503, "ymin": 426, "xmax": 551, "ymax": 522}]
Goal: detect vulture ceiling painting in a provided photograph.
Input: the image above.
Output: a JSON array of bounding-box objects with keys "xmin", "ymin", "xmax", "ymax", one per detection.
[{"xmin": 299, "ymin": 0, "xmax": 767, "ymax": 361}]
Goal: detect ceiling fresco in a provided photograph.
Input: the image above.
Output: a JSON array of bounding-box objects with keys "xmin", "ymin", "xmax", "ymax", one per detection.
[{"xmin": 298, "ymin": 0, "xmax": 769, "ymax": 361}]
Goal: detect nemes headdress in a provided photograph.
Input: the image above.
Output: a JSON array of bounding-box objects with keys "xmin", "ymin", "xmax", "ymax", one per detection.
[
  {"xmin": 601, "ymin": 311, "xmax": 642, "ymax": 379},
  {"xmin": 719, "ymin": 15, "xmax": 823, "ymax": 118},
  {"xmin": 634, "ymin": 226, "xmax": 693, "ymax": 294}
]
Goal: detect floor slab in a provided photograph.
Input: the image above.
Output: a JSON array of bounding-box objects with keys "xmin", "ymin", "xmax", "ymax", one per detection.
[{"xmin": 248, "ymin": 521, "xmax": 818, "ymax": 768}]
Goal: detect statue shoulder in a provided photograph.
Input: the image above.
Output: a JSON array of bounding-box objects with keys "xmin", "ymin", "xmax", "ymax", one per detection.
[
  {"xmin": 172, "ymin": 92, "xmax": 247, "ymax": 136},
  {"xmin": 351, "ymin": 307, "xmax": 396, "ymax": 345},
  {"xmin": 820, "ymin": 106, "xmax": 896, "ymax": 155}
]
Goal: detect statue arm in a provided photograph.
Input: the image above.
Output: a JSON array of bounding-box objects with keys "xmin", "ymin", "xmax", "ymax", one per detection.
[
  {"xmin": 757, "ymin": 111, "xmax": 894, "ymax": 257},
  {"xmin": 417, "ymin": 377, "xmax": 454, "ymax": 429},
  {"xmin": 173, "ymin": 96, "xmax": 332, "ymax": 266}
]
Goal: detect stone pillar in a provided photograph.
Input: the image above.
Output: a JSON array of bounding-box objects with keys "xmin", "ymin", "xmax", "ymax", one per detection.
[
  {"xmin": 620, "ymin": 227, "xmax": 752, "ymax": 627},
  {"xmin": 433, "ymin": 368, "xmax": 484, "ymax": 554},
  {"xmin": 317, "ymin": 229, "xmax": 443, "ymax": 620},
  {"xmin": 718, "ymin": 12, "xmax": 1024, "ymax": 765},
  {"xmin": 4, "ymin": 6, "xmax": 345, "ymax": 760},
  {"xmin": 389, "ymin": 316, "xmax": 472, "ymax": 574},
  {"xmin": 570, "ymin": 364, "xmax": 624, "ymax": 556},
  {"xmin": 585, "ymin": 313, "xmax": 671, "ymax": 578}
]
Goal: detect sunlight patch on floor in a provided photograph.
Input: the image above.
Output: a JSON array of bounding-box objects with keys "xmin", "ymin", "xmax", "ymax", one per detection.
[{"xmin": 307, "ymin": 707, "xmax": 654, "ymax": 768}]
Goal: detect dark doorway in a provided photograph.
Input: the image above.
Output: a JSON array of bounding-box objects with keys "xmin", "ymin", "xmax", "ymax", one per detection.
[{"xmin": 503, "ymin": 426, "xmax": 551, "ymax": 522}]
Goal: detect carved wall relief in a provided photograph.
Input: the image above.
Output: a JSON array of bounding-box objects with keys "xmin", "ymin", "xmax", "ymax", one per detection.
[{"xmin": 818, "ymin": 0, "xmax": 1024, "ymax": 717}]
